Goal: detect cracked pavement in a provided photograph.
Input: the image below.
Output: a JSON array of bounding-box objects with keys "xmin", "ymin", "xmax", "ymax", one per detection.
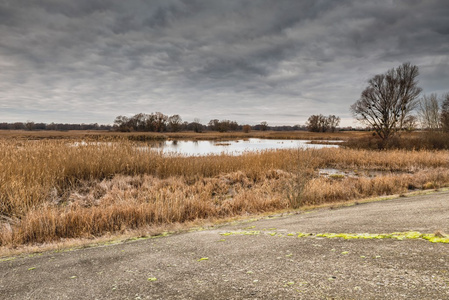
[{"xmin": 1, "ymin": 191, "xmax": 449, "ymax": 299}]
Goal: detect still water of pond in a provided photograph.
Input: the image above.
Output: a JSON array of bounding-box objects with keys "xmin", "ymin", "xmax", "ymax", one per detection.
[{"xmin": 150, "ymin": 138, "xmax": 338, "ymax": 156}]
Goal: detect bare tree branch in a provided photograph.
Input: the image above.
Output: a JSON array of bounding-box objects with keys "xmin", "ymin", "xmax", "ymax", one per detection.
[{"xmin": 351, "ymin": 62, "xmax": 422, "ymax": 144}]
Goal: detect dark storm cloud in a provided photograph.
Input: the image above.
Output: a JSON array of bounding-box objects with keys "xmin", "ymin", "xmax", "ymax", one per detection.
[{"xmin": 0, "ymin": 0, "xmax": 448, "ymax": 125}]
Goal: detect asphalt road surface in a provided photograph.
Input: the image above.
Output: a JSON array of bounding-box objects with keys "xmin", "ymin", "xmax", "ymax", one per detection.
[{"xmin": 1, "ymin": 191, "xmax": 449, "ymax": 299}]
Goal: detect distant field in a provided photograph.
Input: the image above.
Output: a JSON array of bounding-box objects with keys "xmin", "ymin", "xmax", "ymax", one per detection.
[
  {"xmin": 0, "ymin": 129, "xmax": 370, "ymax": 141},
  {"xmin": 1, "ymin": 130, "xmax": 448, "ymax": 251}
]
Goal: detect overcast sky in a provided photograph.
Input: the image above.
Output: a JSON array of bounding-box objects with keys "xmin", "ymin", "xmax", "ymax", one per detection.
[{"xmin": 1, "ymin": 0, "xmax": 448, "ymax": 126}]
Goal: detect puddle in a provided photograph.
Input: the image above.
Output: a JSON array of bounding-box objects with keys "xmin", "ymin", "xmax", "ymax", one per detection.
[{"xmin": 319, "ymin": 168, "xmax": 411, "ymax": 178}]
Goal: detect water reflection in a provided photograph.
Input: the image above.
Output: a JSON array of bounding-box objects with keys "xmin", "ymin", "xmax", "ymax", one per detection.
[{"xmin": 150, "ymin": 138, "xmax": 338, "ymax": 156}]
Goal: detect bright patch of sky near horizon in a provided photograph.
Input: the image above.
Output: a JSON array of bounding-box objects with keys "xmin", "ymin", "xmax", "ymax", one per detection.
[{"xmin": 0, "ymin": 0, "xmax": 448, "ymax": 126}]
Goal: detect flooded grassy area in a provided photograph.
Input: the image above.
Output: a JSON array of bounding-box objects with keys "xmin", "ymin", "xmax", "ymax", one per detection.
[{"xmin": 1, "ymin": 131, "xmax": 449, "ymax": 248}]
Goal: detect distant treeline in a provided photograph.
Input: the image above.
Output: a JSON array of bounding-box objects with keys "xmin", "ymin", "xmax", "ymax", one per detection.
[
  {"xmin": 113, "ymin": 112, "xmax": 350, "ymax": 133},
  {"xmin": 0, "ymin": 122, "xmax": 112, "ymax": 131},
  {"xmin": 1, "ymin": 112, "xmax": 351, "ymax": 132},
  {"xmin": 113, "ymin": 112, "xmax": 310, "ymax": 133}
]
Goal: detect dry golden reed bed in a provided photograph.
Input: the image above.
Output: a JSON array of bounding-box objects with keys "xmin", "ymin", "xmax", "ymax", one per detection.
[
  {"xmin": 0, "ymin": 129, "xmax": 367, "ymax": 141},
  {"xmin": 1, "ymin": 136, "xmax": 449, "ymax": 247}
]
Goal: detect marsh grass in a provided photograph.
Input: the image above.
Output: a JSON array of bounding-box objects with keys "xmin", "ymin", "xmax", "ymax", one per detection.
[
  {"xmin": 0, "ymin": 129, "xmax": 366, "ymax": 141},
  {"xmin": 345, "ymin": 131, "xmax": 449, "ymax": 150},
  {"xmin": 284, "ymin": 149, "xmax": 318, "ymax": 209},
  {"xmin": 1, "ymin": 136, "xmax": 449, "ymax": 247}
]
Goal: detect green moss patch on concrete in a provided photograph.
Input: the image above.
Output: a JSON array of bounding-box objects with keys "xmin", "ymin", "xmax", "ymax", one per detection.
[
  {"xmin": 220, "ymin": 230, "xmax": 261, "ymax": 236},
  {"xmin": 219, "ymin": 230, "xmax": 449, "ymax": 243},
  {"xmin": 314, "ymin": 231, "xmax": 449, "ymax": 243}
]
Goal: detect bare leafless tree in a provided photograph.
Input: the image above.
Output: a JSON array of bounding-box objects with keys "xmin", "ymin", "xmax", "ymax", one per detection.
[
  {"xmin": 114, "ymin": 115, "xmax": 131, "ymax": 132},
  {"xmin": 168, "ymin": 114, "xmax": 182, "ymax": 132},
  {"xmin": 259, "ymin": 121, "xmax": 268, "ymax": 131},
  {"xmin": 441, "ymin": 93, "xmax": 449, "ymax": 133},
  {"xmin": 403, "ymin": 115, "xmax": 418, "ymax": 132},
  {"xmin": 327, "ymin": 115, "xmax": 340, "ymax": 132},
  {"xmin": 208, "ymin": 119, "xmax": 220, "ymax": 131},
  {"xmin": 418, "ymin": 93, "xmax": 440, "ymax": 130},
  {"xmin": 25, "ymin": 120, "xmax": 35, "ymax": 131},
  {"xmin": 306, "ymin": 114, "xmax": 340, "ymax": 132},
  {"xmin": 351, "ymin": 62, "xmax": 422, "ymax": 144},
  {"xmin": 192, "ymin": 118, "xmax": 203, "ymax": 133},
  {"xmin": 154, "ymin": 112, "xmax": 168, "ymax": 132},
  {"xmin": 306, "ymin": 114, "xmax": 327, "ymax": 132}
]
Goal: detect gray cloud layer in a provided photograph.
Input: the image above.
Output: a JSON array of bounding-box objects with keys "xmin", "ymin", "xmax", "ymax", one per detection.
[{"xmin": 1, "ymin": 0, "xmax": 448, "ymax": 125}]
